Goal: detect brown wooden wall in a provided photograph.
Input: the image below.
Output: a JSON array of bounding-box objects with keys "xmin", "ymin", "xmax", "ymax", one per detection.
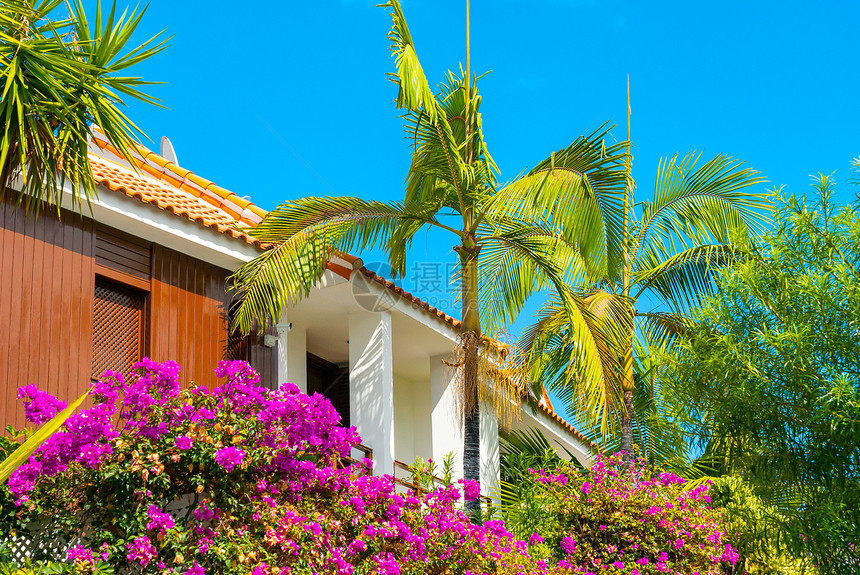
[
  {"xmin": 0, "ymin": 205, "xmax": 96, "ymax": 431},
  {"xmin": 0, "ymin": 200, "xmax": 274, "ymax": 430},
  {"xmin": 149, "ymin": 245, "xmax": 234, "ymax": 388}
]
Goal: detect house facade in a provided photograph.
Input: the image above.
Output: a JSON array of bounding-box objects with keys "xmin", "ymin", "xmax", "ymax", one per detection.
[{"xmin": 0, "ymin": 134, "xmax": 594, "ymax": 498}]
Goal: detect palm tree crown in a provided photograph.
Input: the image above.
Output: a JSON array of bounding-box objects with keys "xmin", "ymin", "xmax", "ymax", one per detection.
[
  {"xmin": 492, "ymin": 145, "xmax": 770, "ymax": 463},
  {"xmin": 230, "ymin": 0, "xmax": 629, "ymax": 518},
  {"xmin": 0, "ymin": 0, "xmax": 167, "ymax": 211}
]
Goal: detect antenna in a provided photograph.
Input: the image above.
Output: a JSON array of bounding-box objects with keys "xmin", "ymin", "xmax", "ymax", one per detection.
[
  {"xmin": 161, "ymin": 136, "xmax": 179, "ymax": 165},
  {"xmin": 464, "ymin": 0, "xmax": 472, "ymax": 165}
]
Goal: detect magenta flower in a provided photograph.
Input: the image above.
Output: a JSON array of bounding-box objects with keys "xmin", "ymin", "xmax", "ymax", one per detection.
[
  {"xmin": 374, "ymin": 551, "xmax": 401, "ymax": 575},
  {"xmin": 463, "ymin": 479, "xmax": 480, "ymax": 501},
  {"xmin": 174, "ymin": 435, "xmax": 193, "ymax": 450},
  {"xmin": 214, "ymin": 446, "xmax": 246, "ymax": 471},
  {"xmin": 146, "ymin": 505, "xmax": 175, "ymax": 533},
  {"xmin": 127, "ymin": 535, "xmax": 156, "ymax": 566},
  {"xmin": 17, "ymin": 385, "xmax": 66, "ymax": 425},
  {"xmin": 66, "ymin": 545, "xmax": 94, "ymax": 565},
  {"xmin": 528, "ymin": 532, "xmax": 544, "ymax": 546},
  {"xmin": 560, "ymin": 536, "xmax": 577, "ymax": 554}
]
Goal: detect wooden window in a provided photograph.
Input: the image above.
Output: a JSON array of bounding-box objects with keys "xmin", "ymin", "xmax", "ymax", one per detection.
[{"xmin": 91, "ymin": 278, "xmax": 146, "ymax": 379}]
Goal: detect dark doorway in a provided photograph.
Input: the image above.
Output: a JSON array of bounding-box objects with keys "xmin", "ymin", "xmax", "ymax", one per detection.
[{"xmin": 307, "ymin": 353, "xmax": 350, "ymax": 428}]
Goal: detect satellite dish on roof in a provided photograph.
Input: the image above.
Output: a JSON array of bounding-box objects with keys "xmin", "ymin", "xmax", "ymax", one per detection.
[{"xmin": 160, "ymin": 136, "xmax": 179, "ymax": 165}]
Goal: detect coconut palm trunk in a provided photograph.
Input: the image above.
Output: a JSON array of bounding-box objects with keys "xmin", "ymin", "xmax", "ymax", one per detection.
[
  {"xmin": 459, "ymin": 0, "xmax": 484, "ymax": 519},
  {"xmin": 619, "ymin": 76, "xmax": 636, "ymax": 466},
  {"xmin": 460, "ymin": 233, "xmax": 482, "ymax": 519}
]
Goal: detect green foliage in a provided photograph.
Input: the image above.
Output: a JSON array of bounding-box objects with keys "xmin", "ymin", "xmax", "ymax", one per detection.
[
  {"xmin": 0, "ymin": 0, "xmax": 167, "ymax": 211},
  {"xmin": 708, "ymin": 477, "xmax": 814, "ymax": 575},
  {"xmin": 0, "ymin": 559, "xmax": 114, "ymax": 574},
  {"xmin": 670, "ymin": 171, "xmax": 860, "ymax": 573},
  {"xmin": 498, "ymin": 428, "xmax": 585, "ymax": 536},
  {"xmin": 408, "ymin": 452, "xmax": 456, "ymax": 491}
]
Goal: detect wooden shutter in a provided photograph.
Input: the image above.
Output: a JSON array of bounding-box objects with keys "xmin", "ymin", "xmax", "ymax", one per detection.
[{"xmin": 91, "ymin": 279, "xmax": 146, "ymax": 378}]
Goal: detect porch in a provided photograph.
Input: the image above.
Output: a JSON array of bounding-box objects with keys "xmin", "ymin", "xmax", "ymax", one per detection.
[{"xmin": 271, "ymin": 267, "xmax": 501, "ymax": 497}]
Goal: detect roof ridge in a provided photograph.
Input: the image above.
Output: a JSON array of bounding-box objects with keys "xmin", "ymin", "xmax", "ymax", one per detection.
[
  {"xmin": 90, "ymin": 132, "xmax": 268, "ymax": 227},
  {"xmin": 87, "ymin": 153, "xmax": 264, "ymax": 249}
]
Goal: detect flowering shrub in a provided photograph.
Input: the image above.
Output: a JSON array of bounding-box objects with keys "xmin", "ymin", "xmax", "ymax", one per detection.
[
  {"xmin": 2, "ymin": 359, "xmax": 740, "ymax": 575},
  {"xmin": 504, "ymin": 453, "xmax": 740, "ymax": 575},
  {"xmin": 2, "ymin": 359, "xmax": 543, "ymax": 575}
]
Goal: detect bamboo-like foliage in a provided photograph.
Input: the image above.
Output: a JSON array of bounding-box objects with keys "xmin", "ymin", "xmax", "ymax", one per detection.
[
  {"xmin": 489, "ymin": 144, "xmax": 771, "ymax": 456},
  {"xmin": 229, "ymin": 0, "xmax": 629, "ymax": 504},
  {"xmin": 0, "ymin": 0, "xmax": 167, "ymax": 211}
]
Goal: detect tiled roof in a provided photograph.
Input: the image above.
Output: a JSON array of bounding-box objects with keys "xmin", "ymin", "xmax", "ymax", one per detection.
[
  {"xmin": 360, "ymin": 268, "xmax": 462, "ymax": 329},
  {"xmin": 89, "ymin": 155, "xmax": 264, "ymax": 248},
  {"xmin": 89, "ymin": 132, "xmax": 266, "ymax": 238}
]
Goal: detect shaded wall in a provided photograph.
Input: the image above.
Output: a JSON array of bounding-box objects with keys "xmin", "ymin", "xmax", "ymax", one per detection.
[{"xmin": 0, "ymin": 203, "xmax": 96, "ymax": 431}]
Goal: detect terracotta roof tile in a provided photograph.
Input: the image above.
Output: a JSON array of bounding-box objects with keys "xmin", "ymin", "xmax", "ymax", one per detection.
[
  {"xmin": 360, "ymin": 268, "xmax": 462, "ymax": 329},
  {"xmin": 88, "ymin": 154, "xmax": 263, "ymax": 249},
  {"xmin": 90, "ymin": 133, "xmax": 264, "ymax": 228}
]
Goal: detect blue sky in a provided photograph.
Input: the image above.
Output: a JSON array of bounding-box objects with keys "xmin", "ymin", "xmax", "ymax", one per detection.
[{"xmin": 122, "ymin": 0, "xmax": 859, "ymax": 337}]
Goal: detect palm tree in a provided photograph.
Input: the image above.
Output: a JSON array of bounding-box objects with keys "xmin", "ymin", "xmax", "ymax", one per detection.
[
  {"xmin": 230, "ymin": 0, "xmax": 629, "ymax": 518},
  {"xmin": 491, "ymin": 88, "xmax": 771, "ymax": 463},
  {"xmin": 0, "ymin": 0, "xmax": 167, "ymax": 211}
]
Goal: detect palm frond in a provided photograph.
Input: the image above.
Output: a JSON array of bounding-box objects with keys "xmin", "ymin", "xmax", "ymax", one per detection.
[
  {"xmin": 400, "ymin": 69, "xmax": 499, "ymax": 213},
  {"xmin": 636, "ymin": 311, "xmax": 694, "ymax": 348},
  {"xmin": 488, "ymin": 124, "xmax": 629, "ymax": 278},
  {"xmin": 0, "ymin": 0, "xmax": 165, "ymax": 212},
  {"xmin": 522, "ymin": 291, "xmax": 632, "ymax": 437},
  {"xmin": 632, "ymin": 152, "xmax": 770, "ymax": 269},
  {"xmin": 378, "ymin": 0, "xmax": 437, "ymax": 119},
  {"xmin": 635, "ymin": 243, "xmax": 740, "ymax": 310},
  {"xmin": 476, "ymin": 217, "xmax": 590, "ymax": 336},
  {"xmin": 231, "ymin": 197, "xmax": 434, "ymax": 332}
]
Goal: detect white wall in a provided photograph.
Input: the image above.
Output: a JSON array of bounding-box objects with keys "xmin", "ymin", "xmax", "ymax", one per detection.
[
  {"xmin": 429, "ymin": 353, "xmax": 463, "ymax": 477},
  {"xmin": 480, "ymin": 402, "xmax": 500, "ymax": 498},
  {"xmin": 410, "ymin": 371, "xmax": 433, "ymax": 465},
  {"xmin": 392, "ymin": 371, "xmax": 434, "ymax": 470},
  {"xmin": 393, "ymin": 374, "xmax": 416, "ymax": 466},
  {"xmin": 348, "ymin": 312, "xmax": 395, "ymax": 475}
]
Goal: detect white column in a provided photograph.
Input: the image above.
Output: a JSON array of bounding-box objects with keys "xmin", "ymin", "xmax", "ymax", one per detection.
[
  {"xmin": 480, "ymin": 401, "xmax": 500, "ymax": 500},
  {"xmin": 349, "ymin": 312, "xmax": 395, "ymax": 476},
  {"xmin": 276, "ymin": 318, "xmax": 307, "ymax": 393},
  {"xmin": 429, "ymin": 354, "xmax": 463, "ymax": 478}
]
